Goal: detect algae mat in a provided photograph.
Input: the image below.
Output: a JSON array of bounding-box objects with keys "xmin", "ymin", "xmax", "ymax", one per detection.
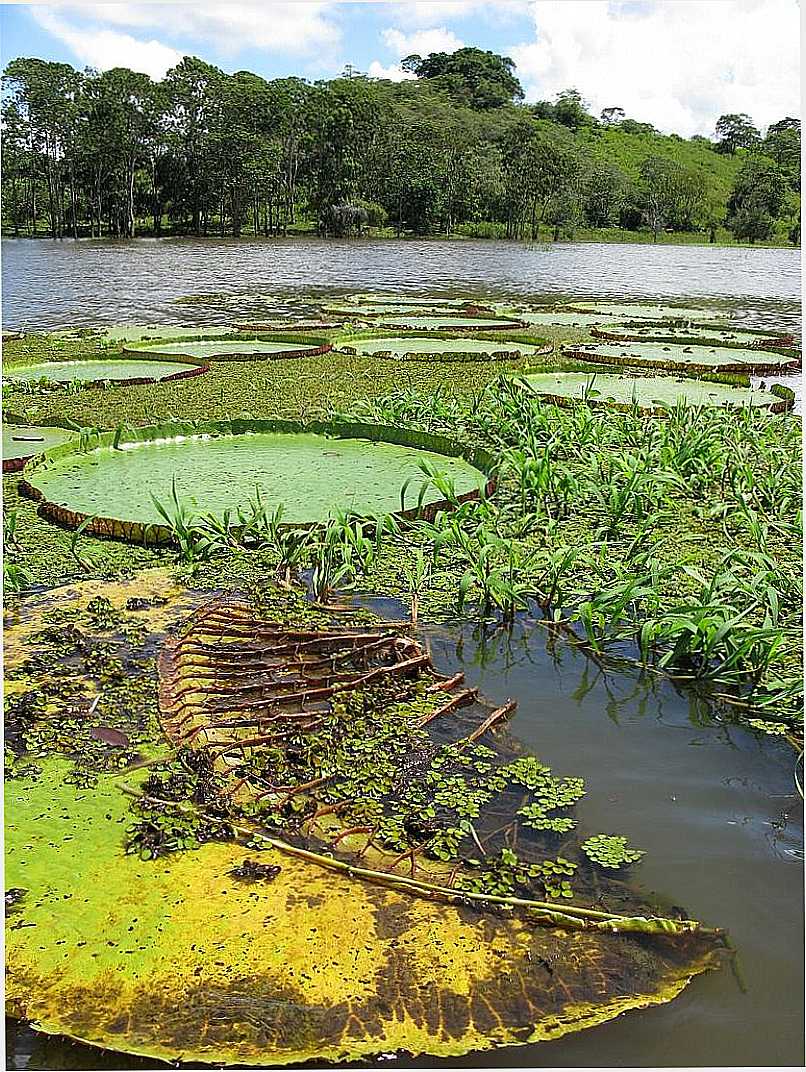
[
  {"xmin": 346, "ymin": 336, "xmax": 545, "ymax": 358},
  {"xmin": 5, "ymin": 577, "xmax": 724, "ymax": 1066},
  {"xmin": 522, "ymin": 372, "xmax": 781, "ymax": 411},
  {"xmin": 564, "ymin": 341, "xmax": 799, "ymax": 373},
  {"xmin": 25, "ymin": 429, "xmax": 487, "ymax": 528},
  {"xmin": 3, "ymin": 357, "xmax": 202, "ymax": 384}
]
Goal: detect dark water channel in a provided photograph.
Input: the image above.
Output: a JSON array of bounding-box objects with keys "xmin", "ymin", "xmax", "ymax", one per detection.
[
  {"xmin": 6, "ymin": 616, "xmax": 803, "ymax": 1070},
  {"xmin": 3, "ymin": 238, "xmax": 803, "ymax": 1068}
]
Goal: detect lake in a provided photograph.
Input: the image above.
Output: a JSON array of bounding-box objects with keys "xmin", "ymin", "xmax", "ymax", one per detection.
[{"xmin": 3, "ymin": 237, "xmax": 803, "ymax": 1070}]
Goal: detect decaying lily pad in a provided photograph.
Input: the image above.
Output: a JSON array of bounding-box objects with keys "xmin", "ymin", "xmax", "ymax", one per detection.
[{"xmin": 5, "ymin": 578, "xmax": 726, "ymax": 1066}]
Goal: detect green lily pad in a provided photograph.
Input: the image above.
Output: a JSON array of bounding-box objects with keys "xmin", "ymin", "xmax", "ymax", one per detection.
[
  {"xmin": 522, "ymin": 372, "xmax": 783, "ymax": 411},
  {"xmin": 20, "ymin": 419, "xmax": 492, "ymax": 540}
]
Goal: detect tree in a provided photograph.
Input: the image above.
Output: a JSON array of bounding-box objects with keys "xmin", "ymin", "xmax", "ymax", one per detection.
[
  {"xmin": 639, "ymin": 157, "xmax": 681, "ymax": 240},
  {"xmin": 600, "ymin": 107, "xmax": 625, "ymax": 126},
  {"xmin": 533, "ymin": 89, "xmax": 593, "ymax": 132},
  {"xmin": 726, "ymin": 157, "xmax": 787, "ymax": 242},
  {"xmin": 763, "ymin": 117, "xmax": 800, "ymax": 188},
  {"xmin": 714, "ymin": 113, "xmax": 760, "ymax": 154},
  {"xmin": 404, "ymin": 48, "xmax": 523, "ymax": 110},
  {"xmin": 583, "ymin": 162, "xmax": 628, "ymax": 227}
]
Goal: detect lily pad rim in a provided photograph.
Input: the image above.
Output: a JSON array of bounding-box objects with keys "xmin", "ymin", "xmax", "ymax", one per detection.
[
  {"xmin": 513, "ymin": 367, "xmax": 791, "ymax": 415},
  {"xmin": 561, "ymin": 341, "xmax": 802, "ymax": 375},
  {"xmin": 19, "ymin": 416, "xmax": 498, "ymax": 545}
]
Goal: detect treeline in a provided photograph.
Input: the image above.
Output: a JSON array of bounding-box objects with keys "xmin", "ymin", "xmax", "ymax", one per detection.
[{"xmin": 1, "ymin": 49, "xmax": 801, "ymax": 244}]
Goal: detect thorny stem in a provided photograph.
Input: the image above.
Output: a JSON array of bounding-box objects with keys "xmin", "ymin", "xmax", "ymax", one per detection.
[{"xmin": 119, "ymin": 784, "xmax": 717, "ymax": 937}]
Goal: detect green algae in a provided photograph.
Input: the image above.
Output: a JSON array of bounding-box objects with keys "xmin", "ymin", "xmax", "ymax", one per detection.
[{"xmin": 521, "ymin": 371, "xmax": 781, "ymax": 411}]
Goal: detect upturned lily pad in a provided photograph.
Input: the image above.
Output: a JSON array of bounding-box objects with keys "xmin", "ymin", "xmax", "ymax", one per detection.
[
  {"xmin": 3, "ymin": 357, "xmax": 207, "ymax": 386},
  {"xmin": 20, "ymin": 419, "xmax": 493, "ymax": 542},
  {"xmin": 521, "ymin": 371, "xmax": 785, "ymax": 412},
  {"xmin": 5, "ymin": 579, "xmax": 726, "ymax": 1066},
  {"xmin": 563, "ymin": 341, "xmax": 800, "ymax": 374}
]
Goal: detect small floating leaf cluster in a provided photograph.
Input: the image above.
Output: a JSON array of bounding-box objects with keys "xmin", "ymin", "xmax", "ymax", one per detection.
[{"xmin": 582, "ymin": 834, "xmax": 645, "ymax": 870}]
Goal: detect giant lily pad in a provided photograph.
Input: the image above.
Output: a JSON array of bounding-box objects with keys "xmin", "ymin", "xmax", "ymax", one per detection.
[
  {"xmin": 339, "ymin": 335, "xmax": 550, "ymax": 361},
  {"xmin": 3, "ymin": 357, "xmax": 207, "ymax": 386},
  {"xmin": 5, "ymin": 579, "xmax": 726, "ymax": 1066},
  {"xmin": 592, "ymin": 322, "xmax": 795, "ymax": 348},
  {"xmin": 20, "ymin": 419, "xmax": 494, "ymax": 543},
  {"xmin": 3, "ymin": 421, "xmax": 76, "ymax": 472},
  {"xmin": 563, "ymin": 341, "xmax": 800, "ymax": 374},
  {"xmin": 124, "ymin": 335, "xmax": 330, "ymax": 361},
  {"xmin": 376, "ymin": 314, "xmax": 526, "ymax": 332},
  {"xmin": 521, "ymin": 371, "xmax": 787, "ymax": 412},
  {"xmin": 496, "ymin": 309, "xmax": 626, "ymax": 328},
  {"xmin": 563, "ymin": 302, "xmax": 739, "ymax": 321}
]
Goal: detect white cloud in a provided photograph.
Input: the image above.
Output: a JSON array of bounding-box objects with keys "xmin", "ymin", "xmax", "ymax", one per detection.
[
  {"xmin": 31, "ymin": 3, "xmax": 341, "ymax": 61},
  {"xmin": 384, "ymin": 1, "xmax": 528, "ymax": 28},
  {"xmin": 33, "ymin": 9, "xmax": 182, "ymax": 78},
  {"xmin": 382, "ymin": 26, "xmax": 465, "ymax": 57},
  {"xmin": 509, "ymin": 0, "xmax": 800, "ymax": 137},
  {"xmin": 367, "ymin": 59, "xmax": 415, "ymax": 82}
]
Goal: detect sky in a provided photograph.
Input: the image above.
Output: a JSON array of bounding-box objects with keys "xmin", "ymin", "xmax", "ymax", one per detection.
[{"xmin": 0, "ymin": 0, "xmax": 800, "ymax": 137}]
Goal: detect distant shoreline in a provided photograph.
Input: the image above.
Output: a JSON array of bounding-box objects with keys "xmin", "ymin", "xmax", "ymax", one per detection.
[{"xmin": 1, "ymin": 229, "xmax": 799, "ymax": 251}]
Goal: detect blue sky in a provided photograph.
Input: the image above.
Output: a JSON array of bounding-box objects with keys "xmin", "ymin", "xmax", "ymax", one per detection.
[{"xmin": 1, "ymin": 1, "xmax": 800, "ymax": 137}]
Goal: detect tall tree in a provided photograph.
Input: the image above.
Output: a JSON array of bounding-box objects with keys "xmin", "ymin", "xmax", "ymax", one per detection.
[
  {"xmin": 403, "ymin": 48, "xmax": 523, "ymax": 110},
  {"xmin": 714, "ymin": 113, "xmax": 760, "ymax": 154}
]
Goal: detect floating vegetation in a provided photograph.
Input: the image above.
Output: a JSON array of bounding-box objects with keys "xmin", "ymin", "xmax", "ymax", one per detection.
[
  {"xmin": 563, "ymin": 340, "xmax": 800, "ymax": 374},
  {"xmin": 20, "ymin": 418, "xmax": 493, "ymax": 542},
  {"xmin": 339, "ymin": 333, "xmax": 550, "ymax": 361},
  {"xmin": 520, "ymin": 371, "xmax": 787, "ymax": 412},
  {"xmin": 582, "ymin": 835, "xmax": 646, "ymax": 870},
  {"xmin": 2, "ymin": 356, "xmax": 208, "ymax": 386},
  {"xmin": 563, "ymin": 302, "xmax": 739, "ymax": 321},
  {"xmin": 124, "ymin": 334, "xmax": 331, "ymax": 361},
  {"xmin": 3, "ymin": 421, "xmax": 77, "ymax": 472}
]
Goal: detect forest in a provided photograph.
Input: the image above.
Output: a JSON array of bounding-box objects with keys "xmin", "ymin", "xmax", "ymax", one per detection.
[{"xmin": 1, "ymin": 47, "xmax": 801, "ymax": 245}]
